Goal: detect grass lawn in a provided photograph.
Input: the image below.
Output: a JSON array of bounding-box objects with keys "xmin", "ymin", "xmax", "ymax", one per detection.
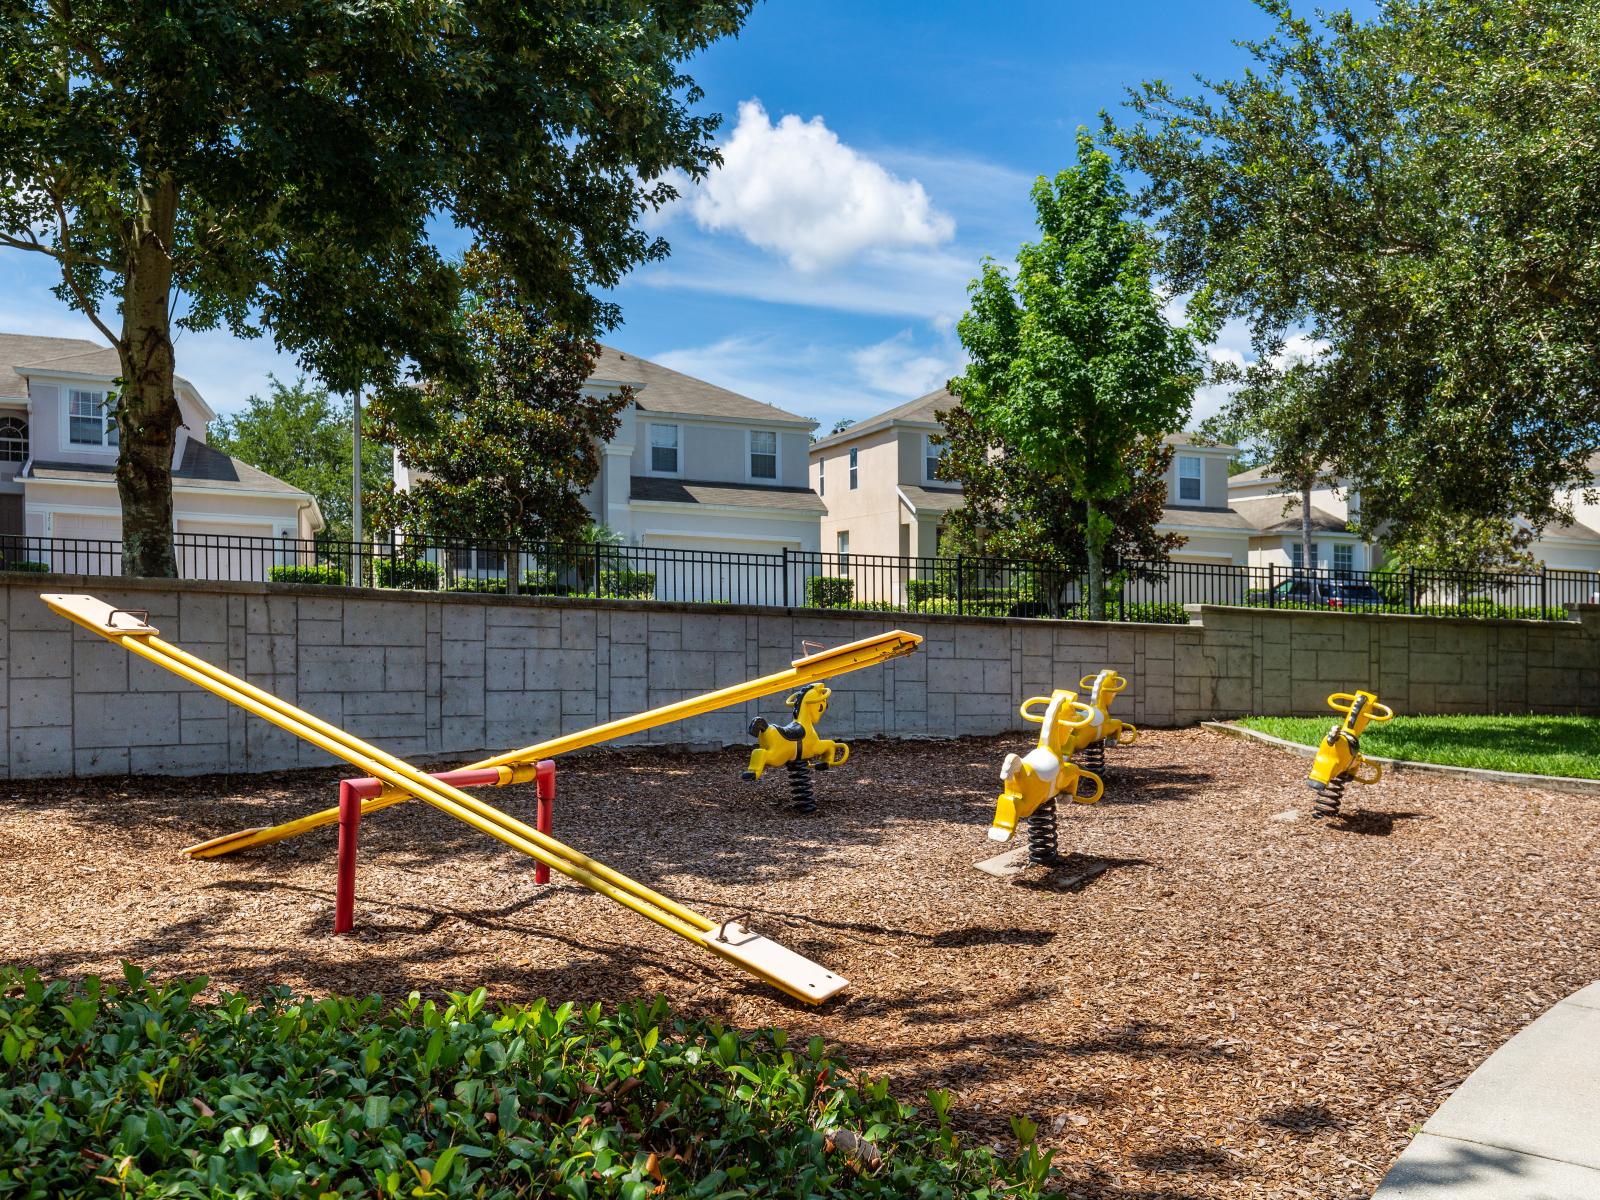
[{"xmin": 1236, "ymin": 712, "xmax": 1600, "ymax": 779}]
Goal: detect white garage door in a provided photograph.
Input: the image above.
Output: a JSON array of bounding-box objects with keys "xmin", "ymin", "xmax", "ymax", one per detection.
[
  {"xmin": 50, "ymin": 513, "xmax": 122, "ymax": 575},
  {"xmin": 177, "ymin": 518, "xmax": 280, "ymax": 581},
  {"xmin": 640, "ymin": 535, "xmax": 792, "ymax": 604}
]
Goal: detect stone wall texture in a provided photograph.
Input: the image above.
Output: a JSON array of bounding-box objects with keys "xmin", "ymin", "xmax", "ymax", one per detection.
[{"xmin": 2, "ymin": 574, "xmax": 1595, "ymax": 779}]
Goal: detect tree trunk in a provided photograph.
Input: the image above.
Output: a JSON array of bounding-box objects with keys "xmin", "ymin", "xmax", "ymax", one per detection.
[
  {"xmin": 1300, "ymin": 479, "xmax": 1314, "ymax": 579},
  {"xmin": 1085, "ymin": 497, "xmax": 1107, "ymax": 621},
  {"xmin": 116, "ymin": 175, "xmax": 183, "ymax": 578}
]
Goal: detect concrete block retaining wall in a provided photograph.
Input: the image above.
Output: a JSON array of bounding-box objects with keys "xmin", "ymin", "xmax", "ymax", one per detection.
[{"xmin": 1, "ymin": 574, "xmax": 1595, "ymax": 779}]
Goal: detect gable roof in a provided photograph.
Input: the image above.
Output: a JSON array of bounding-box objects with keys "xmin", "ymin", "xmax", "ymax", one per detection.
[
  {"xmin": 809, "ymin": 387, "xmax": 953, "ymax": 453},
  {"xmin": 592, "ymin": 345, "xmax": 814, "ymax": 427},
  {"xmin": 1164, "ymin": 432, "xmax": 1236, "ymax": 452},
  {"xmin": 1231, "ymin": 494, "xmax": 1355, "ymax": 535},
  {"xmin": 629, "ymin": 476, "xmax": 826, "ymax": 513},
  {"xmin": 0, "ymin": 332, "xmax": 213, "ymax": 419}
]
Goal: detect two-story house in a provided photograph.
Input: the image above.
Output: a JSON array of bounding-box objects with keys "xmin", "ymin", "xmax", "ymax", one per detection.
[
  {"xmin": 0, "ymin": 333, "xmax": 323, "ymax": 575},
  {"xmin": 806, "ymin": 389, "xmax": 1255, "ymax": 581},
  {"xmin": 392, "ymin": 346, "xmax": 825, "ymax": 598}
]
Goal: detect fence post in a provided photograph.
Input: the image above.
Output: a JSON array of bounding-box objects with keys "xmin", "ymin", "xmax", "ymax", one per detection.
[
  {"xmin": 1539, "ymin": 563, "xmax": 1547, "ymax": 621},
  {"xmin": 955, "ymin": 554, "xmax": 965, "ymax": 616},
  {"xmin": 1407, "ymin": 566, "xmax": 1417, "ymax": 614},
  {"xmin": 1267, "ymin": 562, "xmax": 1276, "ymax": 608},
  {"xmin": 781, "ymin": 546, "xmax": 791, "ymax": 608}
]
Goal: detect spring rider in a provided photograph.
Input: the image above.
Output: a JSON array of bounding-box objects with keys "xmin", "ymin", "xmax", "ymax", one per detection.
[
  {"xmin": 1306, "ymin": 690, "xmax": 1394, "ymax": 818},
  {"xmin": 742, "ymin": 682, "xmax": 849, "ymax": 813},
  {"xmin": 989, "ymin": 691, "xmax": 1105, "ymax": 866},
  {"xmin": 1067, "ymin": 669, "xmax": 1138, "ymax": 778}
]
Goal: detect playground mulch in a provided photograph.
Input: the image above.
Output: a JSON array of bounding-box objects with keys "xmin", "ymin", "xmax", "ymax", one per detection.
[{"xmin": 2, "ymin": 727, "xmax": 1596, "ymax": 1200}]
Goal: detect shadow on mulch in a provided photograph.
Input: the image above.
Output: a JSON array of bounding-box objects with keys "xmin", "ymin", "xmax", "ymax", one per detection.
[
  {"xmin": 1009, "ymin": 852, "xmax": 1154, "ymax": 893},
  {"xmin": 1259, "ymin": 1101, "xmax": 1346, "ymax": 1134},
  {"xmin": 1327, "ymin": 809, "xmax": 1432, "ymax": 837}
]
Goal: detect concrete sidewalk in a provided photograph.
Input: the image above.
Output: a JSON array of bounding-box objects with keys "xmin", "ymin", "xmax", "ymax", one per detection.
[{"xmin": 1373, "ymin": 982, "xmax": 1600, "ymax": 1199}]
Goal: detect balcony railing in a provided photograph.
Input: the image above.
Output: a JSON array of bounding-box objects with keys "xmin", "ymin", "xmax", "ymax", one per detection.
[{"xmin": 0, "ymin": 532, "xmax": 1594, "ymax": 623}]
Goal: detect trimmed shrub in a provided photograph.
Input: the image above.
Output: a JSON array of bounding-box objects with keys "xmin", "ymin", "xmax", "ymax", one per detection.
[
  {"xmin": 0, "ymin": 560, "xmax": 49, "ymax": 574},
  {"xmin": 805, "ymin": 575, "xmax": 854, "ymax": 608},
  {"xmin": 0, "ymin": 966, "xmax": 1050, "ymax": 1198},
  {"xmin": 445, "ymin": 577, "xmax": 508, "ymax": 594},
  {"xmin": 599, "ymin": 568, "xmax": 656, "ymax": 599},
  {"xmin": 268, "ymin": 564, "xmax": 347, "ymax": 586},
  {"xmin": 905, "ymin": 578, "xmax": 945, "ymax": 605},
  {"xmin": 373, "ymin": 557, "xmax": 441, "ymax": 590}
]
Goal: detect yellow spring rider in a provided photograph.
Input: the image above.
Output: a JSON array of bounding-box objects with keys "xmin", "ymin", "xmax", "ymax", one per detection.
[
  {"xmin": 741, "ymin": 682, "xmax": 848, "ymax": 813},
  {"xmin": 1306, "ymin": 690, "xmax": 1393, "ymax": 818},
  {"xmin": 1068, "ymin": 669, "xmax": 1138, "ymax": 778},
  {"xmin": 989, "ymin": 691, "xmax": 1105, "ymax": 866}
]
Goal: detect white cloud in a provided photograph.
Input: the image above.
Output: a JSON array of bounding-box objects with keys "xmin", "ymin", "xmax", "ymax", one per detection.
[
  {"xmin": 673, "ymin": 100, "xmax": 956, "ymax": 272},
  {"xmin": 850, "ymin": 330, "xmax": 965, "ymax": 398}
]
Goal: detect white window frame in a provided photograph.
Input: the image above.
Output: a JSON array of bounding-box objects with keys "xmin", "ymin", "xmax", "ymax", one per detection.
[
  {"xmin": 836, "ymin": 530, "xmax": 850, "ymax": 569},
  {"xmin": 1291, "ymin": 541, "xmax": 1320, "ymax": 570},
  {"xmin": 747, "ymin": 428, "xmax": 778, "ymax": 483},
  {"xmin": 923, "ymin": 433, "xmax": 945, "ymax": 484},
  {"xmin": 0, "ymin": 412, "xmax": 27, "ymax": 462},
  {"xmin": 1333, "ymin": 542, "xmax": 1354, "ymax": 575},
  {"xmin": 64, "ymin": 388, "xmax": 118, "ymax": 453},
  {"xmin": 848, "ymin": 446, "xmax": 859, "ymax": 490},
  {"xmin": 818, "ymin": 455, "xmax": 825, "ymax": 497},
  {"xmin": 1176, "ymin": 454, "xmax": 1203, "ymax": 504},
  {"xmin": 647, "ymin": 422, "xmax": 682, "ymax": 477}
]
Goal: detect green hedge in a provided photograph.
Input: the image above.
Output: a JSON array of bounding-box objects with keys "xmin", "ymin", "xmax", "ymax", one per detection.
[
  {"xmin": 0, "ymin": 560, "xmax": 48, "ymax": 574},
  {"xmin": 268, "ymin": 564, "xmax": 347, "ymax": 586},
  {"xmin": 0, "ymin": 966, "xmax": 1049, "ymax": 1198},
  {"xmin": 599, "ymin": 569, "xmax": 656, "ymax": 599},
  {"xmin": 373, "ymin": 558, "xmax": 441, "ymax": 590},
  {"xmin": 806, "ymin": 575, "xmax": 855, "ymax": 608}
]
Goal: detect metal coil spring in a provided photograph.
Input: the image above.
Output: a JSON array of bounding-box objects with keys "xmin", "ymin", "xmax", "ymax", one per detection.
[
  {"xmin": 1026, "ymin": 798, "xmax": 1060, "ymax": 866},
  {"xmin": 786, "ymin": 759, "xmax": 818, "ymax": 814},
  {"xmin": 1311, "ymin": 774, "xmax": 1346, "ymax": 819},
  {"xmin": 1081, "ymin": 739, "xmax": 1105, "ymax": 780}
]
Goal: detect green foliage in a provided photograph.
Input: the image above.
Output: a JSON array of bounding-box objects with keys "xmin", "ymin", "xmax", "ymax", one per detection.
[
  {"xmin": 0, "ymin": 560, "xmax": 49, "ymax": 574},
  {"xmin": 600, "ymin": 569, "xmax": 657, "ymax": 600},
  {"xmin": 373, "ymin": 558, "xmax": 442, "ymax": 591},
  {"xmin": 805, "ymin": 576, "xmax": 855, "ymax": 609},
  {"xmin": 950, "ymin": 132, "xmax": 1209, "ymax": 619},
  {"xmin": 1237, "ymin": 713, "xmax": 1600, "ymax": 779},
  {"xmin": 1109, "ymin": 0, "xmax": 1600, "ymax": 547},
  {"xmin": 267, "ymin": 564, "xmax": 348, "ymax": 586},
  {"xmin": 0, "ymin": 968, "xmax": 1043, "ymax": 1198},
  {"xmin": 210, "ymin": 377, "xmax": 392, "ymax": 544},
  {"xmin": 369, "ymin": 253, "xmax": 631, "ymax": 547},
  {"xmin": 0, "ymin": 0, "xmax": 750, "ymax": 574}
]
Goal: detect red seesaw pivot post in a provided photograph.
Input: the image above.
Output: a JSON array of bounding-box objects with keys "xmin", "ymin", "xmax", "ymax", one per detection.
[{"xmin": 534, "ymin": 759, "xmax": 556, "ymax": 884}]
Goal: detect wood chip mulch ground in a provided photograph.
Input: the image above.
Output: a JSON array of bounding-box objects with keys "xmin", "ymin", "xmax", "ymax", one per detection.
[{"xmin": 2, "ymin": 727, "xmax": 1596, "ymax": 1199}]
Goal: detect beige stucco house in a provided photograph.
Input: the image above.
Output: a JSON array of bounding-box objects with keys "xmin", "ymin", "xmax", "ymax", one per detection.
[
  {"xmin": 805, "ymin": 389, "xmax": 1255, "ymax": 574},
  {"xmin": 0, "ymin": 333, "xmax": 323, "ymax": 575}
]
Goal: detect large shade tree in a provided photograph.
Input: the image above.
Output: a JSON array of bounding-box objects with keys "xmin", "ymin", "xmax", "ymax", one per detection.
[
  {"xmin": 950, "ymin": 133, "xmax": 1209, "ymax": 619},
  {"xmin": 1108, "ymin": 0, "xmax": 1600, "ymax": 552},
  {"xmin": 0, "ymin": 0, "xmax": 750, "ymax": 576}
]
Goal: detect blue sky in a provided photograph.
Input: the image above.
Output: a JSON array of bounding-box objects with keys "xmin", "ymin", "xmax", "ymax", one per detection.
[{"xmin": 0, "ymin": 0, "xmax": 1299, "ymax": 428}]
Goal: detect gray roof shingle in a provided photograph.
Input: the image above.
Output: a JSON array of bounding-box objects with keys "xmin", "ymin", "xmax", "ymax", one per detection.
[
  {"xmin": 809, "ymin": 387, "xmax": 954, "ymax": 452},
  {"xmin": 593, "ymin": 346, "xmax": 814, "ymax": 427},
  {"xmin": 27, "ymin": 438, "xmax": 307, "ymax": 496},
  {"xmin": 629, "ymin": 476, "xmax": 826, "ymax": 513}
]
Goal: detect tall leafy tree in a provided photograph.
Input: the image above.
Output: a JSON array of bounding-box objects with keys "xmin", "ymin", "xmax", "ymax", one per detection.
[
  {"xmin": 1108, "ymin": 0, "xmax": 1600, "ymax": 553},
  {"xmin": 367, "ymin": 249, "xmax": 630, "ymax": 566},
  {"xmin": 950, "ymin": 133, "xmax": 1209, "ymax": 619},
  {"xmin": 208, "ymin": 377, "xmax": 390, "ymax": 544},
  {"xmin": 0, "ymin": 0, "xmax": 750, "ymax": 576},
  {"xmin": 935, "ymin": 403, "xmax": 1182, "ymax": 578}
]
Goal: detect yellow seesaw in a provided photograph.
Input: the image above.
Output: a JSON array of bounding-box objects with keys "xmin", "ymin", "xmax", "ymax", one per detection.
[{"xmin": 43, "ymin": 593, "xmax": 922, "ymax": 1004}]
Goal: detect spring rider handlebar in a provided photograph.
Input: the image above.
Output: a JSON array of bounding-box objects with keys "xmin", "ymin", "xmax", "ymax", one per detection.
[
  {"xmin": 741, "ymin": 682, "xmax": 849, "ymax": 813},
  {"xmin": 991, "ymin": 690, "xmax": 1105, "ymax": 866},
  {"xmin": 1306, "ymin": 689, "xmax": 1393, "ymax": 817}
]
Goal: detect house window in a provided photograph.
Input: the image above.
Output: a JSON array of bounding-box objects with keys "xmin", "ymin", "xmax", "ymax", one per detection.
[
  {"xmin": 848, "ymin": 447, "xmax": 859, "ymax": 490},
  {"xmin": 69, "ymin": 389, "xmax": 118, "ymax": 448},
  {"xmin": 749, "ymin": 429, "xmax": 777, "ymax": 480},
  {"xmin": 649, "ymin": 423, "xmax": 679, "ymax": 474},
  {"xmin": 1291, "ymin": 542, "xmax": 1320, "ymax": 571},
  {"xmin": 836, "ymin": 530, "xmax": 850, "ymax": 569},
  {"xmin": 925, "ymin": 434, "xmax": 945, "ymax": 482},
  {"xmin": 1333, "ymin": 543, "xmax": 1353, "ymax": 576},
  {"xmin": 1177, "ymin": 454, "xmax": 1202, "ymax": 503},
  {"xmin": 818, "ymin": 456, "xmax": 825, "ymax": 496},
  {"xmin": 0, "ymin": 414, "xmax": 27, "ymax": 462}
]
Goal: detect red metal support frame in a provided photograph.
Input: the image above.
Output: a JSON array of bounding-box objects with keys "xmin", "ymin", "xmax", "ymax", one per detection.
[
  {"xmin": 534, "ymin": 759, "xmax": 556, "ymax": 884},
  {"xmin": 333, "ymin": 766, "xmax": 503, "ymax": 935}
]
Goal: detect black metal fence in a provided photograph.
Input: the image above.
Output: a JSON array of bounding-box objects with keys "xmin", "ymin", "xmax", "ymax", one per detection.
[{"xmin": 1, "ymin": 532, "xmax": 1595, "ymax": 623}]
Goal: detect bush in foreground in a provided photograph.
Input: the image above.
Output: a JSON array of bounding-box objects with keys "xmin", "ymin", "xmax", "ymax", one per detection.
[{"xmin": 0, "ymin": 966, "xmax": 1049, "ymax": 1198}]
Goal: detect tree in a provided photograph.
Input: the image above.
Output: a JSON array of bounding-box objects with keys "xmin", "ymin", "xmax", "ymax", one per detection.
[
  {"xmin": 1107, "ymin": 0, "xmax": 1600, "ymax": 554},
  {"xmin": 366, "ymin": 249, "xmax": 631, "ymax": 577},
  {"xmin": 949, "ymin": 133, "xmax": 1210, "ymax": 619},
  {"xmin": 935, "ymin": 403, "xmax": 1183, "ymax": 583},
  {"xmin": 0, "ymin": 0, "xmax": 750, "ymax": 576},
  {"xmin": 208, "ymin": 377, "xmax": 390, "ymax": 544}
]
